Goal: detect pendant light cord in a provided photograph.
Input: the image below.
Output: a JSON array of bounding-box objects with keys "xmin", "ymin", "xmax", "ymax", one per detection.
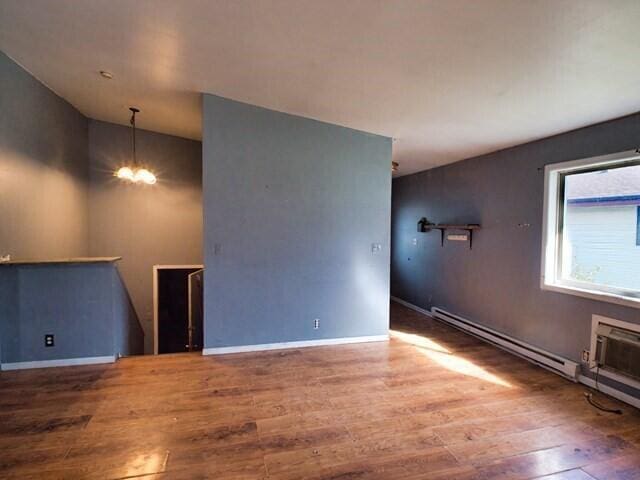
[{"xmin": 130, "ymin": 107, "xmax": 139, "ymax": 167}]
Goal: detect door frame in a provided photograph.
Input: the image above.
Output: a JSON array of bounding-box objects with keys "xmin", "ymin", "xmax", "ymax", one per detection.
[
  {"xmin": 153, "ymin": 264, "xmax": 204, "ymax": 355},
  {"xmin": 187, "ymin": 269, "xmax": 205, "ymax": 351}
]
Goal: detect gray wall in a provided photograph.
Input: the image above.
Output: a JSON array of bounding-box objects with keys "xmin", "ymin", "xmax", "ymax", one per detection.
[
  {"xmin": 391, "ymin": 112, "xmax": 640, "ymax": 396},
  {"xmin": 88, "ymin": 120, "xmax": 203, "ymax": 353},
  {"xmin": 0, "ymin": 52, "xmax": 198, "ymax": 357},
  {"xmin": 112, "ymin": 268, "xmax": 145, "ymax": 357},
  {"xmin": 0, "ymin": 263, "xmax": 144, "ymax": 364},
  {"xmin": 0, "ymin": 51, "xmax": 89, "ymax": 259},
  {"xmin": 202, "ymin": 94, "xmax": 391, "ymax": 349}
]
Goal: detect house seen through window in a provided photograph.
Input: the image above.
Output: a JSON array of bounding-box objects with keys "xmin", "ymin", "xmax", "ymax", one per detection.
[
  {"xmin": 562, "ymin": 164, "xmax": 640, "ymax": 293},
  {"xmin": 542, "ymin": 152, "xmax": 640, "ymax": 306}
]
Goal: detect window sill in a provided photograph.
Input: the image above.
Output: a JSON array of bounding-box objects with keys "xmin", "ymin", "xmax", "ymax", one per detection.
[{"xmin": 541, "ymin": 281, "xmax": 640, "ymax": 310}]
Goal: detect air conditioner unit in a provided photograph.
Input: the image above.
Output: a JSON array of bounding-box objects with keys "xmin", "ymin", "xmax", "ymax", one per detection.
[{"xmin": 595, "ymin": 323, "xmax": 640, "ymax": 382}]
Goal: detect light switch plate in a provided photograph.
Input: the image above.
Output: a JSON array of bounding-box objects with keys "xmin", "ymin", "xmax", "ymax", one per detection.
[{"xmin": 371, "ymin": 243, "xmax": 382, "ymax": 253}]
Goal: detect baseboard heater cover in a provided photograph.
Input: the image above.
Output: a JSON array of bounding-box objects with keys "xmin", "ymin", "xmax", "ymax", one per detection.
[
  {"xmin": 0, "ymin": 355, "xmax": 116, "ymax": 371},
  {"xmin": 202, "ymin": 335, "xmax": 389, "ymax": 355},
  {"xmin": 430, "ymin": 307, "xmax": 579, "ymax": 381}
]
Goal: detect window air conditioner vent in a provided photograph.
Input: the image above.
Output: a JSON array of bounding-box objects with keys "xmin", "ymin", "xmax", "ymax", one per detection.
[{"xmin": 596, "ymin": 323, "xmax": 640, "ymax": 382}]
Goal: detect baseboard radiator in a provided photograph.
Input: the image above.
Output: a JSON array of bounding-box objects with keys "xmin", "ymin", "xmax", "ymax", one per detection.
[{"xmin": 431, "ymin": 307, "xmax": 579, "ymax": 381}]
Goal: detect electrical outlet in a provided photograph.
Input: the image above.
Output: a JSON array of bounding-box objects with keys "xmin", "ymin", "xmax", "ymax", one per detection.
[
  {"xmin": 314, "ymin": 318, "xmax": 320, "ymax": 330},
  {"xmin": 581, "ymin": 350, "xmax": 590, "ymax": 363},
  {"xmin": 412, "ymin": 238, "xmax": 417, "ymax": 246},
  {"xmin": 371, "ymin": 243, "xmax": 382, "ymax": 254},
  {"xmin": 44, "ymin": 334, "xmax": 54, "ymax": 347}
]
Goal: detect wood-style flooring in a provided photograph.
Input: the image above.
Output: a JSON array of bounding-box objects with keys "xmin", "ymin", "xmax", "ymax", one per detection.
[{"xmin": 1, "ymin": 302, "xmax": 640, "ymax": 479}]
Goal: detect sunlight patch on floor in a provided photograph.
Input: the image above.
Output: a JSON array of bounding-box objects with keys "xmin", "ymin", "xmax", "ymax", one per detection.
[
  {"xmin": 389, "ymin": 330, "xmax": 451, "ymax": 353},
  {"xmin": 122, "ymin": 449, "xmax": 170, "ymax": 478},
  {"xmin": 390, "ymin": 329, "xmax": 512, "ymax": 388}
]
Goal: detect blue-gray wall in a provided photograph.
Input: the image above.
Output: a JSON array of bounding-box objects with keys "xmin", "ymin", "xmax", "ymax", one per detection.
[
  {"xmin": 0, "ymin": 263, "xmax": 143, "ymax": 364},
  {"xmin": 0, "ymin": 51, "xmax": 89, "ymax": 259},
  {"xmin": 0, "ymin": 267, "xmax": 17, "ymax": 363},
  {"xmin": 203, "ymin": 95, "xmax": 391, "ymax": 348},
  {"xmin": 391, "ymin": 112, "xmax": 640, "ymax": 397},
  {"xmin": 0, "ymin": 50, "xmax": 92, "ymax": 366}
]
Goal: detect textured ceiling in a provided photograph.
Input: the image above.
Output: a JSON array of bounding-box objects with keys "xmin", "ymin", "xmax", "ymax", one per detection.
[{"xmin": 1, "ymin": 0, "xmax": 639, "ymax": 175}]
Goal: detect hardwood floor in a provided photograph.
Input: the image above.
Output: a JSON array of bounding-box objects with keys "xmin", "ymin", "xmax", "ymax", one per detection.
[{"xmin": 1, "ymin": 302, "xmax": 639, "ymax": 479}]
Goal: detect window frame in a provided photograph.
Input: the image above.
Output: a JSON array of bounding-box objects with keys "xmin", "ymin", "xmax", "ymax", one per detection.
[
  {"xmin": 636, "ymin": 206, "xmax": 640, "ymax": 247},
  {"xmin": 541, "ymin": 149, "xmax": 640, "ymax": 310}
]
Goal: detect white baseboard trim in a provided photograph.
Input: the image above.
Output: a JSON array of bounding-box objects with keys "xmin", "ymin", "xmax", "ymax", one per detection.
[
  {"xmin": 578, "ymin": 374, "xmax": 640, "ymax": 410},
  {"xmin": 390, "ymin": 296, "xmax": 640, "ymax": 409},
  {"xmin": 395, "ymin": 296, "xmax": 579, "ymax": 380},
  {"xmin": 202, "ymin": 335, "xmax": 389, "ymax": 355},
  {"xmin": 431, "ymin": 306, "xmax": 579, "ymax": 381},
  {"xmin": 0, "ymin": 355, "xmax": 116, "ymax": 371},
  {"xmin": 390, "ymin": 296, "xmax": 433, "ymax": 317}
]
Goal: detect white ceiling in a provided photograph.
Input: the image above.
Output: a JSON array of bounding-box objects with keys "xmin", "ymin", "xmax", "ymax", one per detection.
[{"xmin": 1, "ymin": 1, "xmax": 640, "ymax": 176}]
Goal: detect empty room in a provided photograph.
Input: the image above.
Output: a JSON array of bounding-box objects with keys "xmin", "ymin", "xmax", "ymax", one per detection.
[{"xmin": 1, "ymin": 1, "xmax": 640, "ymax": 479}]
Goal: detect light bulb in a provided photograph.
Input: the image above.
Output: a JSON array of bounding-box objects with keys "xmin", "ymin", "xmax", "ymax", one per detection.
[
  {"xmin": 134, "ymin": 168, "xmax": 157, "ymax": 185},
  {"xmin": 115, "ymin": 166, "xmax": 135, "ymax": 181}
]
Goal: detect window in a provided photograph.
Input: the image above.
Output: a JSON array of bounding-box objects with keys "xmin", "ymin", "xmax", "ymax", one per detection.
[{"xmin": 541, "ymin": 150, "xmax": 640, "ymax": 309}]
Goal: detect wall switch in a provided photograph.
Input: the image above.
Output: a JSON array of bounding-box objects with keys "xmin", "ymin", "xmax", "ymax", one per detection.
[
  {"xmin": 582, "ymin": 350, "xmax": 590, "ymax": 363},
  {"xmin": 213, "ymin": 243, "xmax": 222, "ymax": 255},
  {"xmin": 412, "ymin": 238, "xmax": 417, "ymax": 246},
  {"xmin": 314, "ymin": 319, "xmax": 320, "ymax": 329},
  {"xmin": 371, "ymin": 243, "xmax": 382, "ymax": 253},
  {"xmin": 44, "ymin": 334, "xmax": 55, "ymax": 347}
]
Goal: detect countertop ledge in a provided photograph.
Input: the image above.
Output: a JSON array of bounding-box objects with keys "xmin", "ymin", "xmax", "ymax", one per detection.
[{"xmin": 0, "ymin": 257, "xmax": 122, "ymax": 266}]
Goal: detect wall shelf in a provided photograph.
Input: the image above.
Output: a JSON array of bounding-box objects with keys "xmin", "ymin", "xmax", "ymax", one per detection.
[
  {"xmin": 434, "ymin": 224, "xmax": 480, "ymax": 249},
  {"xmin": 417, "ymin": 218, "xmax": 480, "ymax": 249}
]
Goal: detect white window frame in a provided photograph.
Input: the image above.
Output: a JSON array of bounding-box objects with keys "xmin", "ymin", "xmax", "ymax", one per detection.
[{"xmin": 541, "ymin": 149, "xmax": 640, "ymax": 310}]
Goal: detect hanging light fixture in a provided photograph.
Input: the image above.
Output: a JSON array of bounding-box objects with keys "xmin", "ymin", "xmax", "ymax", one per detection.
[{"xmin": 115, "ymin": 107, "xmax": 157, "ymax": 185}]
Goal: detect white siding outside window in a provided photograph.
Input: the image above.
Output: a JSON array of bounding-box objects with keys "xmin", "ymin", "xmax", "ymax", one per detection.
[{"xmin": 564, "ymin": 205, "xmax": 640, "ymax": 291}]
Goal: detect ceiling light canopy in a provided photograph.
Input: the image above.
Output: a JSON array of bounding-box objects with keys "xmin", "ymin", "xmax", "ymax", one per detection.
[{"xmin": 114, "ymin": 107, "xmax": 157, "ymax": 185}]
